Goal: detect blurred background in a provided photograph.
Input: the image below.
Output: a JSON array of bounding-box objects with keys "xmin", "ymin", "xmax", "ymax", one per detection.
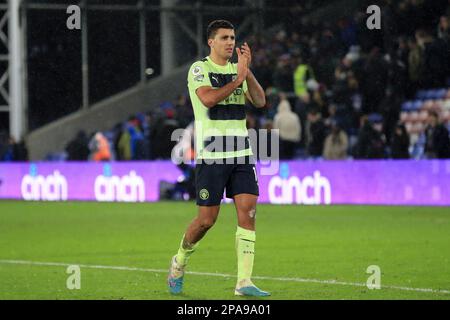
[{"xmin": 0, "ymin": 0, "xmax": 449, "ymax": 203}]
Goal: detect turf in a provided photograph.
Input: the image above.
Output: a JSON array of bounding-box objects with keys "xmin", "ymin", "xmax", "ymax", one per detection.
[{"xmin": 0, "ymin": 201, "xmax": 449, "ymax": 300}]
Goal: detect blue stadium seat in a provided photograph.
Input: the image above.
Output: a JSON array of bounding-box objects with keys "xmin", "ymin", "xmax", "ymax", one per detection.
[
  {"xmin": 412, "ymin": 100, "xmax": 423, "ymax": 110},
  {"xmin": 425, "ymin": 90, "xmax": 436, "ymax": 100},
  {"xmin": 435, "ymin": 89, "xmax": 447, "ymax": 99},
  {"xmin": 416, "ymin": 90, "xmax": 427, "ymax": 100},
  {"xmin": 402, "ymin": 101, "xmax": 413, "ymax": 111}
]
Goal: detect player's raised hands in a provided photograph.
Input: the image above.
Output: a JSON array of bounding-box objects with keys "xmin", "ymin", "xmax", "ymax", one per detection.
[
  {"xmin": 236, "ymin": 47, "xmax": 249, "ymax": 83},
  {"xmin": 240, "ymin": 42, "xmax": 252, "ymax": 67}
]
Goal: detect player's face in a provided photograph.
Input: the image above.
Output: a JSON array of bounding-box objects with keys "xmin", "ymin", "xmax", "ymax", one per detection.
[{"xmin": 210, "ymin": 28, "xmax": 235, "ymax": 60}]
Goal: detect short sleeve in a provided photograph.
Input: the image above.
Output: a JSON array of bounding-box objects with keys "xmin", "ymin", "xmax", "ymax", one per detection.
[{"xmin": 188, "ymin": 61, "xmax": 212, "ymax": 92}]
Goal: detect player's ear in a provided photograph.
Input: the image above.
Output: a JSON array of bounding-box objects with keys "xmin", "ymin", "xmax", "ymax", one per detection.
[{"xmin": 208, "ymin": 38, "xmax": 213, "ymax": 48}]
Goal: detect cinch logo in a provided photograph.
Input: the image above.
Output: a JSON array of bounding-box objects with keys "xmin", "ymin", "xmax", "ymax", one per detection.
[
  {"xmin": 268, "ymin": 163, "xmax": 331, "ymax": 205},
  {"xmin": 21, "ymin": 164, "xmax": 68, "ymax": 201},
  {"xmin": 94, "ymin": 164, "xmax": 145, "ymax": 202}
]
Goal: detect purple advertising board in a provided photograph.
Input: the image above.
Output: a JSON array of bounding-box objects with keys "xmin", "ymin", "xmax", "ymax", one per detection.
[{"xmin": 0, "ymin": 160, "xmax": 449, "ymax": 205}]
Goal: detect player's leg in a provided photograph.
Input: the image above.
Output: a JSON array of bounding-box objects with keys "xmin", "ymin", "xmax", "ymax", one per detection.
[
  {"xmin": 176, "ymin": 205, "xmax": 220, "ymax": 266},
  {"xmin": 168, "ymin": 205, "xmax": 221, "ymax": 295},
  {"xmin": 233, "ymin": 193, "xmax": 269, "ymax": 296},
  {"xmin": 227, "ymin": 161, "xmax": 270, "ymax": 296},
  {"xmin": 168, "ymin": 162, "xmax": 225, "ymax": 294}
]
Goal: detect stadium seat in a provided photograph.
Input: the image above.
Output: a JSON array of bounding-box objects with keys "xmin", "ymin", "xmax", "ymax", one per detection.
[
  {"xmin": 412, "ymin": 100, "xmax": 423, "ymax": 110},
  {"xmin": 425, "ymin": 90, "xmax": 436, "ymax": 100},
  {"xmin": 402, "ymin": 101, "xmax": 413, "ymax": 111},
  {"xmin": 435, "ymin": 89, "xmax": 447, "ymax": 99},
  {"xmin": 416, "ymin": 90, "xmax": 427, "ymax": 100}
]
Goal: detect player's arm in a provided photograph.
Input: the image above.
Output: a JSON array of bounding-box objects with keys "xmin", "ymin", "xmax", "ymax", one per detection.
[
  {"xmin": 196, "ymin": 81, "xmax": 242, "ymax": 109},
  {"xmin": 244, "ymin": 70, "xmax": 266, "ymax": 108},
  {"xmin": 241, "ymin": 42, "xmax": 266, "ymax": 108},
  {"xmin": 196, "ymin": 48, "xmax": 249, "ymax": 108}
]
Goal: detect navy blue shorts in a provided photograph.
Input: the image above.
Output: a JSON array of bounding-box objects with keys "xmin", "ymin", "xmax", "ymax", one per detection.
[{"xmin": 195, "ymin": 159, "xmax": 259, "ymax": 206}]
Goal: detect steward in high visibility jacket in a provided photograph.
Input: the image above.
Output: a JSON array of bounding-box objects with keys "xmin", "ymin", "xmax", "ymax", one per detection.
[{"xmin": 293, "ymin": 63, "xmax": 315, "ymax": 98}]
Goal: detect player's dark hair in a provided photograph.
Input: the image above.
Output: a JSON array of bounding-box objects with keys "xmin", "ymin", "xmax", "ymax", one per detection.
[{"xmin": 206, "ymin": 20, "xmax": 234, "ymax": 41}]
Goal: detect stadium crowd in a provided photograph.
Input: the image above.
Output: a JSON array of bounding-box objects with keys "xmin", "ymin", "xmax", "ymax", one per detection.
[{"xmin": 1, "ymin": 0, "xmax": 450, "ymax": 162}]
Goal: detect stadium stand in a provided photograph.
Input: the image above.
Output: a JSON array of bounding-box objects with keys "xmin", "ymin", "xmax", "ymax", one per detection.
[{"xmin": 2, "ymin": 0, "xmax": 449, "ymax": 162}]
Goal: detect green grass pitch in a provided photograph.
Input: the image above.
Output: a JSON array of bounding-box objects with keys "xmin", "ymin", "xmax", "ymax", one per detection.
[{"xmin": 0, "ymin": 200, "xmax": 449, "ymax": 300}]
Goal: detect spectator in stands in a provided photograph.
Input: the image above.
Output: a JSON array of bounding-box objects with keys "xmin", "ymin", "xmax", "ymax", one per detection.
[
  {"xmin": 416, "ymin": 29, "xmax": 448, "ymax": 88},
  {"xmin": 117, "ymin": 116, "xmax": 147, "ymax": 160},
  {"xmin": 174, "ymin": 94, "xmax": 194, "ymax": 129},
  {"xmin": 65, "ymin": 130, "xmax": 89, "ymax": 161},
  {"xmin": 390, "ymin": 123, "xmax": 410, "ymax": 159},
  {"xmin": 333, "ymin": 55, "xmax": 355, "ymax": 107},
  {"xmin": 136, "ymin": 112, "xmax": 152, "ymax": 160},
  {"xmin": 89, "ymin": 132, "xmax": 111, "ymax": 162},
  {"xmin": 360, "ymin": 47, "xmax": 388, "ymax": 114},
  {"xmin": 355, "ymin": 114, "xmax": 386, "ymax": 159},
  {"xmin": 0, "ymin": 133, "xmax": 28, "ymax": 162},
  {"xmin": 323, "ymin": 120, "xmax": 348, "ymax": 160},
  {"xmin": 424, "ymin": 111, "xmax": 450, "ymax": 159},
  {"xmin": 407, "ymin": 37, "xmax": 423, "ymax": 96},
  {"xmin": 272, "ymin": 54, "xmax": 294, "ymax": 93},
  {"xmin": 273, "ymin": 96, "xmax": 301, "ymax": 159},
  {"xmin": 152, "ymin": 106, "xmax": 179, "ymax": 159},
  {"xmin": 306, "ymin": 108, "xmax": 327, "ymax": 158},
  {"xmin": 0, "ymin": 133, "xmax": 13, "ymax": 161},
  {"xmin": 437, "ymin": 15, "xmax": 449, "ymax": 41},
  {"xmin": 263, "ymin": 87, "xmax": 279, "ymax": 120},
  {"xmin": 117, "ymin": 123, "xmax": 132, "ymax": 160},
  {"xmin": 293, "ymin": 55, "xmax": 315, "ymax": 100}
]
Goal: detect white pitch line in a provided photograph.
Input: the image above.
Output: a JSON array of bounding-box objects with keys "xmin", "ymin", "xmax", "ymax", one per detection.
[{"xmin": 0, "ymin": 259, "xmax": 449, "ymax": 295}]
